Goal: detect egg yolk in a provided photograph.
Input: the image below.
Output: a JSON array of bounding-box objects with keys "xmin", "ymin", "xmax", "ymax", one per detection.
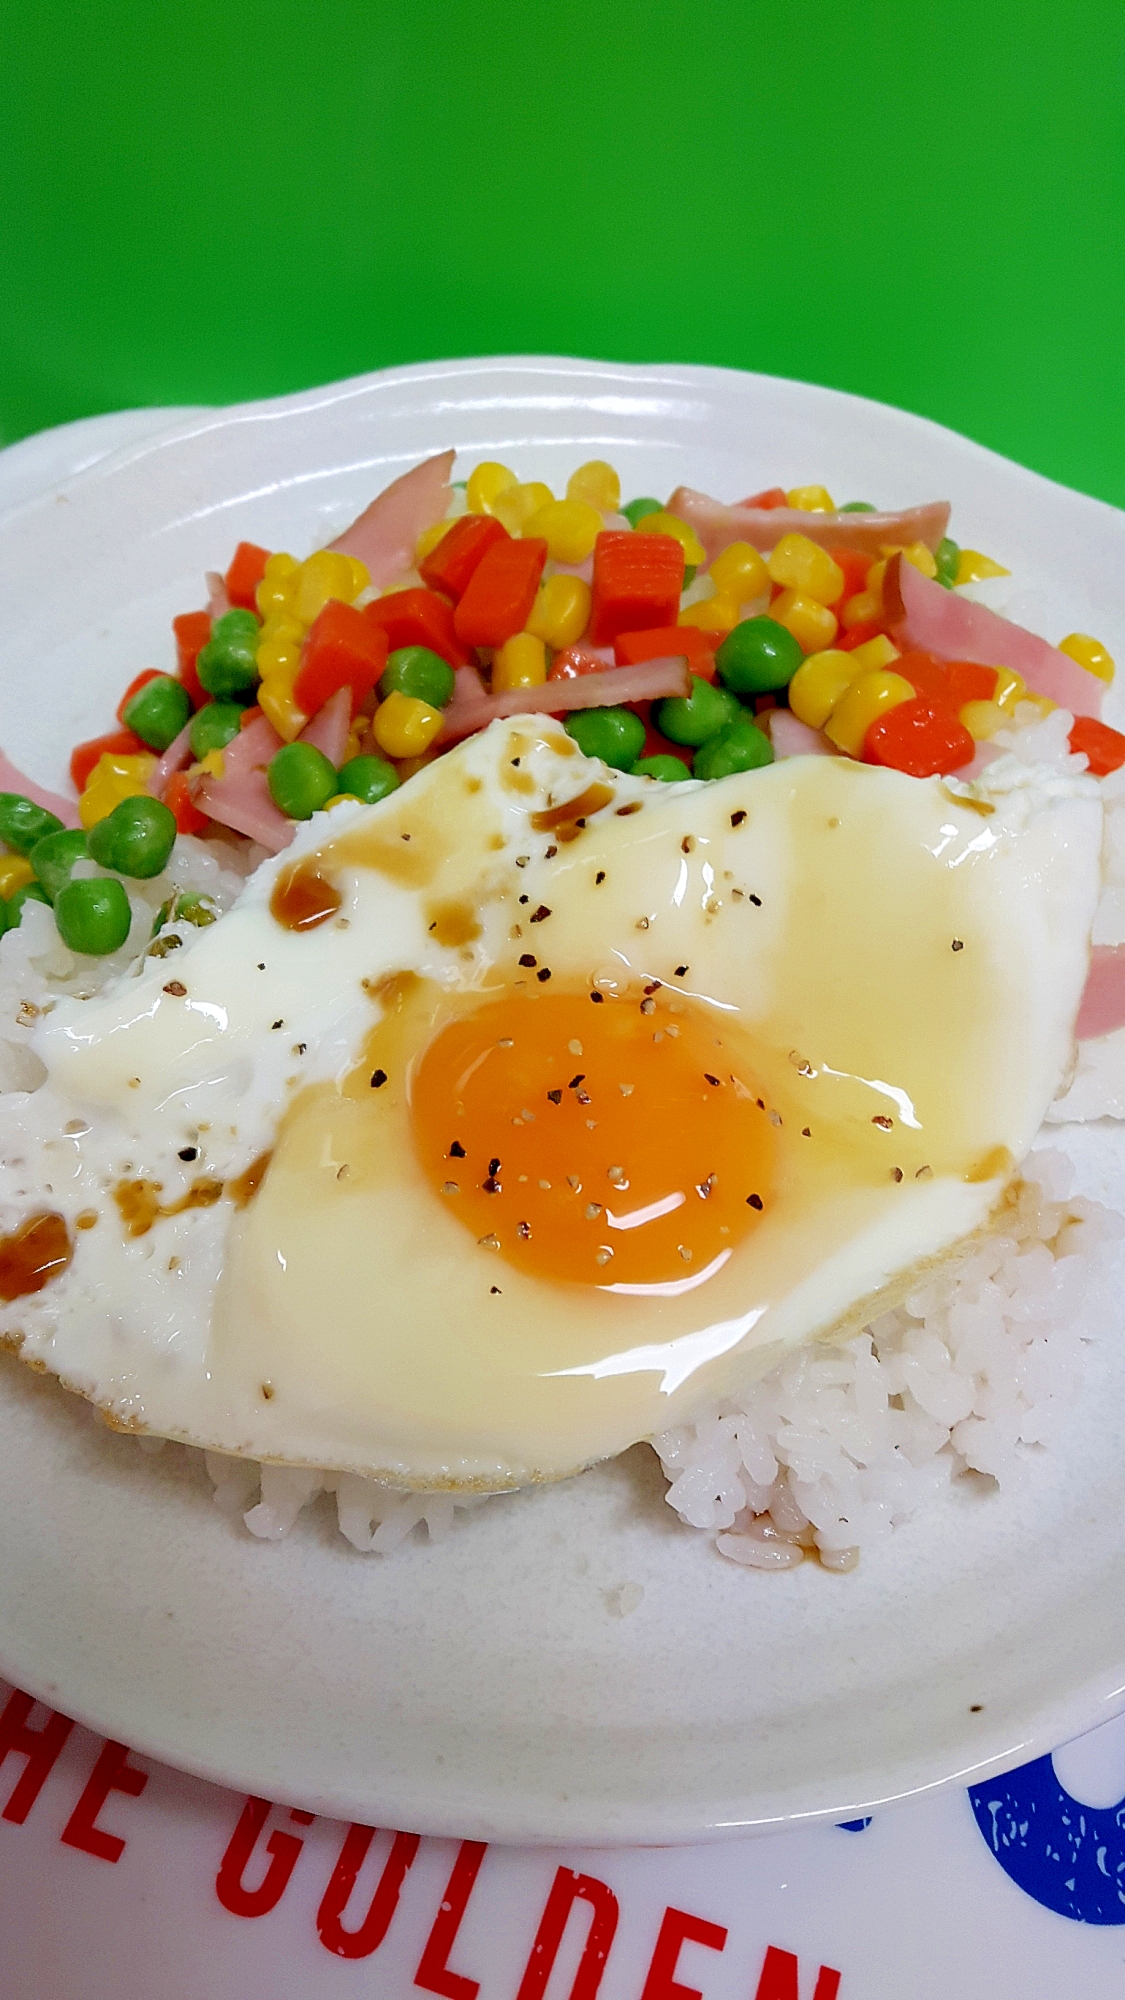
[{"xmin": 409, "ymin": 988, "xmax": 773, "ymax": 1290}]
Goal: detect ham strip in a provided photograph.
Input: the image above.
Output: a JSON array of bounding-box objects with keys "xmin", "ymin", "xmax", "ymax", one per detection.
[
  {"xmin": 767, "ymin": 712, "xmax": 835, "ymax": 759},
  {"xmin": 1076, "ymin": 945, "xmax": 1125, "ymax": 1041},
  {"xmin": 205, "ymin": 571, "xmax": 231, "ymax": 619},
  {"xmin": 435, "ymin": 658, "xmax": 692, "ymax": 745},
  {"xmin": 328, "ymin": 450, "xmax": 455, "ymax": 587},
  {"xmin": 0, "ymin": 750, "xmax": 80, "ymax": 827},
  {"xmin": 666, "ymin": 487, "xmax": 951, "ymax": 561},
  {"xmin": 884, "ymin": 554, "xmax": 1104, "ymax": 718},
  {"xmin": 298, "ymin": 686, "xmax": 351, "ymax": 767},
  {"xmin": 148, "ymin": 719, "xmax": 195, "ymax": 800},
  {"xmin": 192, "ymin": 712, "xmax": 294, "ymax": 853}
]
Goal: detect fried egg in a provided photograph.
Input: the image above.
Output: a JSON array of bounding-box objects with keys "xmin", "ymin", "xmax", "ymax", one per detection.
[{"xmin": 0, "ymin": 721, "xmax": 1102, "ymax": 1489}]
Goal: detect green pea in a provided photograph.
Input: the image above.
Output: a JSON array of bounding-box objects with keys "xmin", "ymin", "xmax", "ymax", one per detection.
[
  {"xmin": 336, "ymin": 755, "xmax": 401, "ymax": 805},
  {"xmin": 563, "ymin": 706, "xmax": 647, "ymax": 771},
  {"xmin": 122, "ymin": 674, "xmax": 193, "ymax": 752},
  {"xmin": 632, "ymin": 754, "xmax": 692, "ymax": 782},
  {"xmin": 190, "ymin": 701, "xmax": 245, "ymax": 759},
  {"xmin": 653, "ymin": 676, "xmax": 741, "ymax": 748},
  {"xmin": 621, "ymin": 497, "xmax": 663, "ymax": 528},
  {"xmin": 935, "ymin": 537, "xmax": 960, "ymax": 590},
  {"xmin": 174, "ymin": 891, "xmax": 217, "ymax": 927},
  {"xmin": 6, "ymin": 881, "xmax": 51, "ymax": 925},
  {"xmin": 693, "ymin": 716, "xmax": 774, "ymax": 780},
  {"xmin": 196, "ymin": 609, "xmax": 261, "ymax": 700},
  {"xmin": 54, "ymin": 877, "xmax": 133, "ymax": 956},
  {"xmin": 267, "ymin": 741, "xmax": 338, "ymax": 819},
  {"xmin": 839, "ymin": 501, "xmax": 877, "ymax": 513},
  {"xmin": 681, "ymin": 565, "xmax": 697, "ymax": 591},
  {"xmin": 378, "ymin": 646, "xmax": 455, "ymax": 709},
  {"xmin": 88, "ymin": 795, "xmax": 178, "ymax": 878},
  {"xmin": 715, "ymin": 616, "xmax": 804, "ymax": 696},
  {"xmin": 30, "ymin": 828, "xmax": 89, "ymax": 902},
  {"xmin": 0, "ymin": 794, "xmax": 64, "ymax": 856}
]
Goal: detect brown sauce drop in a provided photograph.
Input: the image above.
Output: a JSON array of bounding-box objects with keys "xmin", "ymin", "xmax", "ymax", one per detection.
[
  {"xmin": 228, "ymin": 1153, "xmax": 273, "ymax": 1208},
  {"xmin": 113, "ymin": 1176, "xmax": 226, "ymax": 1239},
  {"xmin": 426, "ymin": 899, "xmax": 482, "ymax": 948},
  {"xmin": 530, "ymin": 783, "xmax": 615, "ymax": 839},
  {"xmin": 0, "ymin": 1212, "xmax": 72, "ymax": 1302},
  {"xmin": 270, "ymin": 861, "xmax": 343, "ymax": 932}
]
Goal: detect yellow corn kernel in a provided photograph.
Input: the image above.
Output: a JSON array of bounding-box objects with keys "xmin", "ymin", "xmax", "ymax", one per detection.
[
  {"xmin": 256, "ymin": 634, "xmax": 303, "ymax": 679},
  {"xmin": 196, "ymin": 749, "xmax": 226, "ymax": 779},
  {"xmin": 679, "ymin": 594, "xmax": 740, "ymax": 632},
  {"xmin": 526, "ymin": 574, "xmax": 591, "ymax": 649},
  {"xmin": 825, "ymin": 671, "xmax": 917, "ymax": 758},
  {"xmin": 342, "ymin": 725, "xmax": 365, "ymax": 765},
  {"xmin": 955, "ymin": 549, "xmax": 1009, "ymax": 585},
  {"xmin": 959, "ymin": 700, "xmax": 1007, "ymax": 741},
  {"xmin": 709, "ymin": 541, "xmax": 769, "ymax": 604},
  {"xmin": 295, "ymin": 549, "xmax": 365, "ymax": 625},
  {"xmin": 523, "ymin": 498, "xmax": 603, "ymax": 564},
  {"xmin": 766, "ymin": 534, "xmax": 845, "ymax": 608},
  {"xmin": 492, "ymin": 633, "xmax": 548, "ymax": 693},
  {"xmin": 839, "ymin": 591, "xmax": 881, "ymax": 631},
  {"xmin": 257, "ymin": 666, "xmax": 308, "ymax": 743},
  {"xmin": 566, "ymin": 460, "xmax": 621, "ymax": 513},
  {"xmin": 770, "ymin": 589, "xmax": 838, "ymax": 654},
  {"xmin": 324, "ymin": 793, "xmax": 360, "ymax": 810},
  {"xmin": 256, "ymin": 551, "xmax": 300, "ymax": 618},
  {"xmin": 635, "ymin": 511, "xmax": 707, "ymax": 566},
  {"xmin": 371, "ymin": 691, "xmax": 443, "ymax": 760},
  {"xmin": 846, "ymin": 633, "xmax": 901, "ymax": 673},
  {"xmin": 901, "ymin": 541, "xmax": 938, "ymax": 580},
  {"xmin": 865, "ymin": 559, "xmax": 887, "ymax": 598},
  {"xmin": 788, "ymin": 650, "xmax": 858, "ymax": 730},
  {"xmin": 78, "ymin": 752, "xmax": 158, "ymax": 829},
  {"xmin": 786, "ymin": 484, "xmax": 835, "ymax": 513},
  {"xmin": 467, "ymin": 462, "xmax": 518, "ymax": 515},
  {"xmin": 992, "ymin": 666, "xmax": 1027, "ymax": 712},
  {"xmin": 396, "ymin": 751, "xmax": 439, "ymax": 781},
  {"xmin": 415, "ymin": 517, "xmax": 456, "ymax": 564},
  {"xmin": 491, "ymin": 481, "xmax": 555, "ymax": 536},
  {"xmin": 0, "ymin": 854, "xmax": 34, "ymax": 898},
  {"xmin": 1060, "ymin": 632, "xmax": 1115, "ymax": 684}
]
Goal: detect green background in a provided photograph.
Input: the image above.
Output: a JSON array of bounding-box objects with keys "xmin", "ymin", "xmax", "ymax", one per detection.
[{"xmin": 2, "ymin": 0, "xmax": 1123, "ymax": 504}]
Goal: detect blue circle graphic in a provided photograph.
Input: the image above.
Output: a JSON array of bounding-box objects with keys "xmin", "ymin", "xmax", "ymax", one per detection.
[{"xmin": 969, "ymin": 1755, "xmax": 1125, "ymax": 1924}]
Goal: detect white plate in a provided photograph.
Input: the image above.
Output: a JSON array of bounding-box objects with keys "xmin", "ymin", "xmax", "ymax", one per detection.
[{"xmin": 1, "ymin": 357, "xmax": 1125, "ymax": 1846}]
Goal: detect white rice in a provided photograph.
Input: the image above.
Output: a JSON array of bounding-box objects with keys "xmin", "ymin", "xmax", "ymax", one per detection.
[{"xmin": 4, "ymin": 706, "xmax": 1125, "ymax": 1567}]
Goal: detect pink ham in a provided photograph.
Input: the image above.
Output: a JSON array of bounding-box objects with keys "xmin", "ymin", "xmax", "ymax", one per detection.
[
  {"xmin": 192, "ymin": 712, "xmax": 294, "ymax": 852},
  {"xmin": 328, "ymin": 450, "xmax": 455, "ymax": 587},
  {"xmin": 436, "ymin": 657, "xmax": 693, "ymax": 745},
  {"xmin": 205, "ymin": 571, "xmax": 231, "ymax": 619},
  {"xmin": 666, "ymin": 487, "xmax": 951, "ymax": 561},
  {"xmin": 298, "ymin": 686, "xmax": 351, "ymax": 767},
  {"xmin": 1076, "ymin": 946, "xmax": 1125, "ymax": 1041},
  {"xmin": 148, "ymin": 719, "xmax": 195, "ymax": 800},
  {"xmin": 0, "ymin": 750, "xmax": 80, "ymax": 827},
  {"xmin": 767, "ymin": 712, "xmax": 835, "ymax": 759},
  {"xmin": 884, "ymin": 554, "xmax": 1104, "ymax": 718}
]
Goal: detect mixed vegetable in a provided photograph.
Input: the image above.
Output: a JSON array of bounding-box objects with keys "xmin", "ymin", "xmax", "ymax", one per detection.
[{"xmin": 1, "ymin": 453, "xmax": 1122, "ymax": 956}]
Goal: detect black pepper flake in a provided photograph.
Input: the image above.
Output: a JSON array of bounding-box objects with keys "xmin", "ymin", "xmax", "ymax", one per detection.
[
  {"xmin": 595, "ymin": 871, "xmax": 606, "ymax": 885},
  {"xmin": 616, "ymin": 802, "xmax": 642, "ymax": 816},
  {"xmin": 730, "ymin": 810, "xmax": 747, "ymax": 827},
  {"xmin": 569, "ymin": 1074, "xmax": 585, "ymax": 1089},
  {"xmin": 871, "ymin": 1114, "xmax": 894, "ymax": 1130},
  {"xmin": 546, "ymin": 1089, "xmax": 562, "ymax": 1104},
  {"xmin": 489, "ymin": 1157, "xmax": 501, "ymax": 1174},
  {"xmin": 802, "ymin": 1127, "xmax": 811, "ymax": 1137},
  {"xmin": 529, "ymin": 904, "xmax": 551, "ymax": 923},
  {"xmin": 519, "ymin": 953, "xmax": 537, "ymax": 967},
  {"xmin": 257, "ymin": 962, "xmax": 266, "ymax": 970},
  {"xmin": 517, "ymin": 1220, "xmax": 531, "ymax": 1239},
  {"xmin": 674, "ymin": 965, "xmax": 689, "ymax": 977},
  {"xmin": 449, "ymin": 1140, "xmax": 466, "ymax": 1157},
  {"xmin": 537, "ymin": 967, "xmax": 552, "ymax": 982},
  {"xmin": 704, "ymin": 1073, "xmax": 720, "ymax": 1087},
  {"xmin": 643, "ymin": 981, "xmax": 661, "ymax": 995},
  {"xmin": 490, "ymin": 1286, "xmax": 502, "ymax": 1294},
  {"xmin": 511, "ymin": 757, "xmax": 521, "ymax": 767},
  {"xmin": 891, "ymin": 1166, "xmax": 904, "ymax": 1183},
  {"xmin": 482, "ymin": 1174, "xmax": 502, "ymax": 1195},
  {"xmin": 545, "ymin": 844, "xmax": 558, "ymax": 858},
  {"xmin": 952, "ymin": 938, "xmax": 964, "ymax": 952},
  {"xmin": 178, "ymin": 1146, "xmax": 198, "ymax": 1162},
  {"xmin": 589, "ymin": 990, "xmax": 605, "ymax": 1002},
  {"xmin": 294, "ymin": 1042, "xmax": 307, "ymax": 1054},
  {"xmin": 163, "ymin": 980, "xmax": 187, "ymax": 997},
  {"xmin": 748, "ymin": 894, "xmax": 762, "ymax": 907},
  {"xmin": 519, "ymin": 894, "xmax": 529, "ymax": 905},
  {"xmin": 271, "ymin": 1019, "xmax": 284, "ymax": 1030},
  {"xmin": 370, "ymin": 1069, "xmax": 388, "ymax": 1088},
  {"xmin": 747, "ymin": 1193, "xmax": 764, "ymax": 1210}
]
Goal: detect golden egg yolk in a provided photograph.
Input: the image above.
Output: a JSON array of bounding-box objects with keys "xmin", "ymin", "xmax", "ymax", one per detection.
[{"xmin": 409, "ymin": 987, "xmax": 773, "ymax": 1290}]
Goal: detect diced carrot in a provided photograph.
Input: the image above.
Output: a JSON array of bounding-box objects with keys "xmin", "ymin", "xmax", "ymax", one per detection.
[
  {"xmin": 418, "ymin": 514, "xmax": 509, "ymax": 601},
  {"xmin": 173, "ymin": 611, "xmax": 212, "ymax": 708},
  {"xmin": 115, "ymin": 669, "xmax": 161, "ymax": 724},
  {"xmin": 587, "ymin": 532, "xmax": 684, "ymax": 647},
  {"xmin": 945, "ymin": 660, "xmax": 999, "ymax": 707},
  {"xmin": 864, "ymin": 696, "xmax": 974, "ymax": 778},
  {"xmin": 366, "ymin": 587, "xmax": 475, "ymax": 668},
  {"xmin": 70, "ymin": 728, "xmax": 146, "ymax": 793},
  {"xmin": 614, "ymin": 625, "xmax": 717, "ymax": 680},
  {"xmin": 891, "ymin": 650, "xmax": 954, "ymax": 703},
  {"xmin": 826, "ymin": 548, "xmax": 871, "ymax": 603},
  {"xmin": 165, "ymin": 770, "xmax": 209, "ymax": 836},
  {"xmin": 1069, "ymin": 715, "xmax": 1125, "ymax": 777},
  {"xmin": 838, "ymin": 621, "xmax": 885, "ymax": 652},
  {"xmin": 548, "ymin": 645, "xmax": 615, "ymax": 681},
  {"xmin": 452, "ymin": 539, "xmax": 548, "ymax": 649},
  {"xmin": 738, "ymin": 487, "xmax": 788, "ymax": 510},
  {"xmin": 224, "ymin": 542, "xmax": 272, "ymax": 613},
  {"xmin": 293, "ymin": 601, "xmax": 388, "ymax": 718}
]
